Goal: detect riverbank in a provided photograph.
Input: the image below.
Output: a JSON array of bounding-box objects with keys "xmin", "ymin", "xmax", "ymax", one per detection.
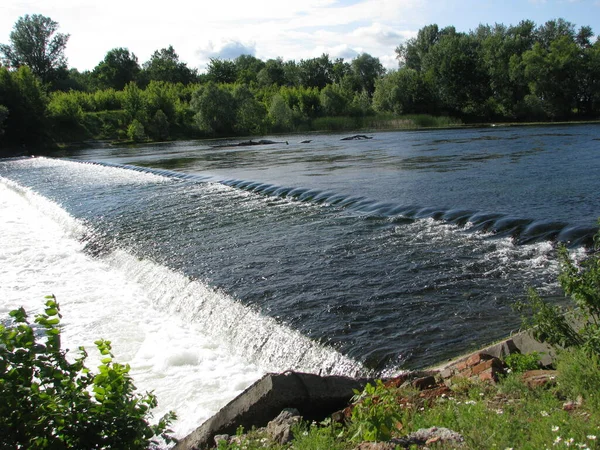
[
  {"xmin": 3, "ymin": 116, "xmax": 598, "ymax": 160},
  {"xmin": 178, "ymin": 332, "xmax": 599, "ymax": 450}
]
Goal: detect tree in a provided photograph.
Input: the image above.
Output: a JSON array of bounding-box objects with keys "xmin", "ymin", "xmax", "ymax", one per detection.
[
  {"xmin": 396, "ymin": 24, "xmax": 441, "ymax": 71},
  {"xmin": 92, "ymin": 48, "xmax": 140, "ymax": 90},
  {"xmin": 234, "ymin": 54, "xmax": 265, "ymax": 85},
  {"xmin": 0, "ymin": 66, "xmax": 48, "ymax": 150},
  {"xmin": 206, "ymin": 58, "xmax": 237, "ymax": 84},
  {"xmin": 320, "ymin": 83, "xmax": 352, "ymax": 116},
  {"xmin": 0, "ymin": 14, "xmax": 69, "ymax": 85},
  {"xmin": 232, "ymin": 84, "xmax": 267, "ymax": 134},
  {"xmin": 190, "ymin": 82, "xmax": 236, "ymax": 134},
  {"xmin": 523, "ymin": 36, "xmax": 581, "ymax": 119},
  {"xmin": 142, "ymin": 45, "xmax": 197, "ymax": 84},
  {"xmin": 268, "ymin": 94, "xmax": 293, "ymax": 130},
  {"xmin": 122, "ymin": 81, "xmax": 147, "ymax": 122},
  {"xmin": 257, "ymin": 58, "xmax": 287, "ymax": 86},
  {"xmin": 349, "ymin": 53, "xmax": 385, "ymax": 96},
  {"xmin": 422, "ymin": 31, "xmax": 491, "ymax": 116},
  {"xmin": 297, "ymin": 54, "xmax": 333, "ymax": 89}
]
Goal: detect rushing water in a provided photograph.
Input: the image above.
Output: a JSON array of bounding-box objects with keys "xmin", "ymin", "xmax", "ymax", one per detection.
[{"xmin": 1, "ymin": 124, "xmax": 598, "ymax": 439}]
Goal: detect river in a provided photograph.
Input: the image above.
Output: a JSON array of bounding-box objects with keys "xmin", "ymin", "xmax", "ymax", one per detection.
[{"xmin": 0, "ymin": 124, "xmax": 598, "ymax": 438}]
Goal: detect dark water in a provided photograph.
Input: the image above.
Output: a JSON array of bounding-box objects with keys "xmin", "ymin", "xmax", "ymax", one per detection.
[{"xmin": 2, "ymin": 125, "xmax": 599, "ymax": 371}]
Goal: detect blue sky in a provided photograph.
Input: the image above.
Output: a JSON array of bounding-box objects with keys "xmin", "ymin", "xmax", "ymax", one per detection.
[{"xmin": 1, "ymin": 0, "xmax": 599, "ymax": 72}]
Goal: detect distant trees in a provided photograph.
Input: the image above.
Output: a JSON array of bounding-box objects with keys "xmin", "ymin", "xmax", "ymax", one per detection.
[
  {"xmin": 142, "ymin": 45, "xmax": 197, "ymax": 84},
  {"xmin": 92, "ymin": 48, "xmax": 141, "ymax": 90},
  {"xmin": 1, "ymin": 12, "xmax": 599, "ymax": 151},
  {"xmin": 0, "ymin": 14, "xmax": 69, "ymax": 87},
  {"xmin": 382, "ymin": 19, "xmax": 600, "ymax": 121},
  {"xmin": 0, "ymin": 66, "xmax": 48, "ymax": 150}
]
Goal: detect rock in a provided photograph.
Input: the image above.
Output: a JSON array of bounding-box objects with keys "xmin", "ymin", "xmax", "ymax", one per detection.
[
  {"xmin": 266, "ymin": 408, "xmax": 301, "ymax": 444},
  {"xmin": 354, "ymin": 442, "xmax": 396, "ymax": 450},
  {"xmin": 563, "ymin": 396, "xmax": 583, "ymax": 412},
  {"xmin": 175, "ymin": 371, "xmax": 373, "ymax": 450},
  {"xmin": 211, "ymin": 139, "xmax": 283, "ymax": 149},
  {"xmin": 213, "ymin": 434, "xmax": 229, "ymax": 446},
  {"xmin": 412, "ymin": 376, "xmax": 437, "ymax": 390},
  {"xmin": 521, "ymin": 370, "xmax": 558, "ymax": 388},
  {"xmin": 300, "ymin": 140, "xmax": 312, "ymax": 143},
  {"xmin": 439, "ymin": 353, "xmax": 506, "ymax": 385},
  {"xmin": 341, "ymin": 134, "xmax": 373, "ymax": 140},
  {"xmin": 392, "ymin": 426, "xmax": 465, "ymax": 447}
]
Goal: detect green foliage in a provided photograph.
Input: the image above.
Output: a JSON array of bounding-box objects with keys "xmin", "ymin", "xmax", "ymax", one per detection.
[
  {"xmin": 0, "ymin": 104, "xmax": 8, "ymax": 136},
  {"xmin": 0, "ymin": 297, "xmax": 176, "ymax": 449},
  {"xmin": 0, "ymin": 14, "xmax": 69, "ymax": 86},
  {"xmin": 517, "ymin": 224, "xmax": 600, "ymax": 355},
  {"xmin": 0, "ymin": 66, "xmax": 48, "ymax": 149},
  {"xmin": 207, "ymin": 58, "xmax": 238, "ymax": 84},
  {"xmin": 348, "ymin": 380, "xmax": 401, "ymax": 442},
  {"xmin": 319, "ymin": 84, "xmax": 351, "ymax": 116},
  {"xmin": 191, "ymin": 82, "xmax": 236, "ymax": 135},
  {"xmin": 142, "ymin": 45, "xmax": 197, "ymax": 85},
  {"xmin": 93, "ymin": 48, "xmax": 141, "ymax": 90},
  {"xmin": 290, "ymin": 421, "xmax": 347, "ymax": 450},
  {"xmin": 122, "ymin": 82, "xmax": 147, "ymax": 122},
  {"xmin": 149, "ymin": 109, "xmax": 170, "ymax": 141},
  {"xmin": 127, "ymin": 119, "xmax": 147, "ymax": 142},
  {"xmin": 268, "ymin": 94, "xmax": 294, "ymax": 131},
  {"xmin": 557, "ymin": 346, "xmax": 600, "ymax": 410},
  {"xmin": 503, "ymin": 352, "xmax": 541, "ymax": 373}
]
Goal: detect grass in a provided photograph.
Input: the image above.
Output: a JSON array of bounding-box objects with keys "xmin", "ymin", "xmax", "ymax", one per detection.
[{"xmin": 216, "ymin": 347, "xmax": 600, "ymax": 450}]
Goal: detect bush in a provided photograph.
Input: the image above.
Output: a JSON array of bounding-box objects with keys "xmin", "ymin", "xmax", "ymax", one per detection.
[
  {"xmin": 127, "ymin": 119, "xmax": 147, "ymax": 142},
  {"xmin": 348, "ymin": 380, "xmax": 401, "ymax": 442},
  {"xmin": 516, "ymin": 222, "xmax": 600, "ymax": 356},
  {"xmin": 0, "ymin": 296, "xmax": 176, "ymax": 449},
  {"xmin": 503, "ymin": 352, "xmax": 541, "ymax": 373}
]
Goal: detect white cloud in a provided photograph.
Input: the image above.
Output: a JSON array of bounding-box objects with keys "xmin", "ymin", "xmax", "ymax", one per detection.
[{"xmin": 1, "ymin": 0, "xmax": 424, "ymax": 70}]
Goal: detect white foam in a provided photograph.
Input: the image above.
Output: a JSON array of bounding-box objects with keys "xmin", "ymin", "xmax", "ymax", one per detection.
[
  {"xmin": 0, "ymin": 179, "xmax": 263, "ymax": 440},
  {"xmin": 0, "ymin": 176, "xmax": 364, "ymax": 442}
]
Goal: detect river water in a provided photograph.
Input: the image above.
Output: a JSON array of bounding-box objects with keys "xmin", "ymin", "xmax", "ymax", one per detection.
[{"xmin": 1, "ymin": 124, "xmax": 598, "ymax": 438}]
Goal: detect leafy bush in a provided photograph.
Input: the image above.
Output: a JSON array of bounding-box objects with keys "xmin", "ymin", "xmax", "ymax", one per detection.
[
  {"xmin": 0, "ymin": 296, "xmax": 176, "ymax": 449},
  {"xmin": 503, "ymin": 352, "xmax": 541, "ymax": 373},
  {"xmin": 516, "ymin": 223, "xmax": 600, "ymax": 356},
  {"xmin": 348, "ymin": 380, "xmax": 401, "ymax": 442},
  {"xmin": 127, "ymin": 119, "xmax": 147, "ymax": 142}
]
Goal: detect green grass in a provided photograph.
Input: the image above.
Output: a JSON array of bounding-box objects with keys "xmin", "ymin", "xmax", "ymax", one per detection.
[{"xmin": 218, "ymin": 348, "xmax": 600, "ymax": 450}]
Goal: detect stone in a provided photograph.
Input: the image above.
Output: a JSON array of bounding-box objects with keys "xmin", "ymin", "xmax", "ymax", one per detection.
[
  {"xmin": 392, "ymin": 426, "xmax": 465, "ymax": 447},
  {"xmin": 354, "ymin": 442, "xmax": 396, "ymax": 450},
  {"xmin": 466, "ymin": 353, "xmax": 483, "ymax": 367},
  {"xmin": 521, "ymin": 370, "xmax": 558, "ymax": 389},
  {"xmin": 175, "ymin": 371, "xmax": 373, "ymax": 450},
  {"xmin": 266, "ymin": 408, "xmax": 301, "ymax": 444},
  {"xmin": 213, "ymin": 434, "xmax": 229, "ymax": 446},
  {"xmin": 412, "ymin": 376, "xmax": 437, "ymax": 390},
  {"xmin": 471, "ymin": 357, "xmax": 504, "ymax": 377}
]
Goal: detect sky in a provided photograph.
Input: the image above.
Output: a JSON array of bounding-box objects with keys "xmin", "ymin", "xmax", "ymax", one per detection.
[{"xmin": 1, "ymin": 0, "xmax": 599, "ymax": 73}]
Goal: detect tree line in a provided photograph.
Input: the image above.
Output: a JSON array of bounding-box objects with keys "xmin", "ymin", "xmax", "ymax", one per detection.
[{"xmin": 1, "ymin": 14, "xmax": 599, "ymax": 153}]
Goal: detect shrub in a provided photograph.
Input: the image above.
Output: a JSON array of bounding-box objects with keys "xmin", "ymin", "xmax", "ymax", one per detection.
[
  {"xmin": 127, "ymin": 119, "xmax": 147, "ymax": 142},
  {"xmin": 503, "ymin": 352, "xmax": 541, "ymax": 373},
  {"xmin": 516, "ymin": 222, "xmax": 600, "ymax": 356},
  {"xmin": 0, "ymin": 296, "xmax": 176, "ymax": 449},
  {"xmin": 348, "ymin": 380, "xmax": 401, "ymax": 442}
]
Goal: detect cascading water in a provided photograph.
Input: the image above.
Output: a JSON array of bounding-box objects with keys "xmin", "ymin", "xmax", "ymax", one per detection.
[{"xmin": 1, "ymin": 125, "xmax": 598, "ymax": 441}]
